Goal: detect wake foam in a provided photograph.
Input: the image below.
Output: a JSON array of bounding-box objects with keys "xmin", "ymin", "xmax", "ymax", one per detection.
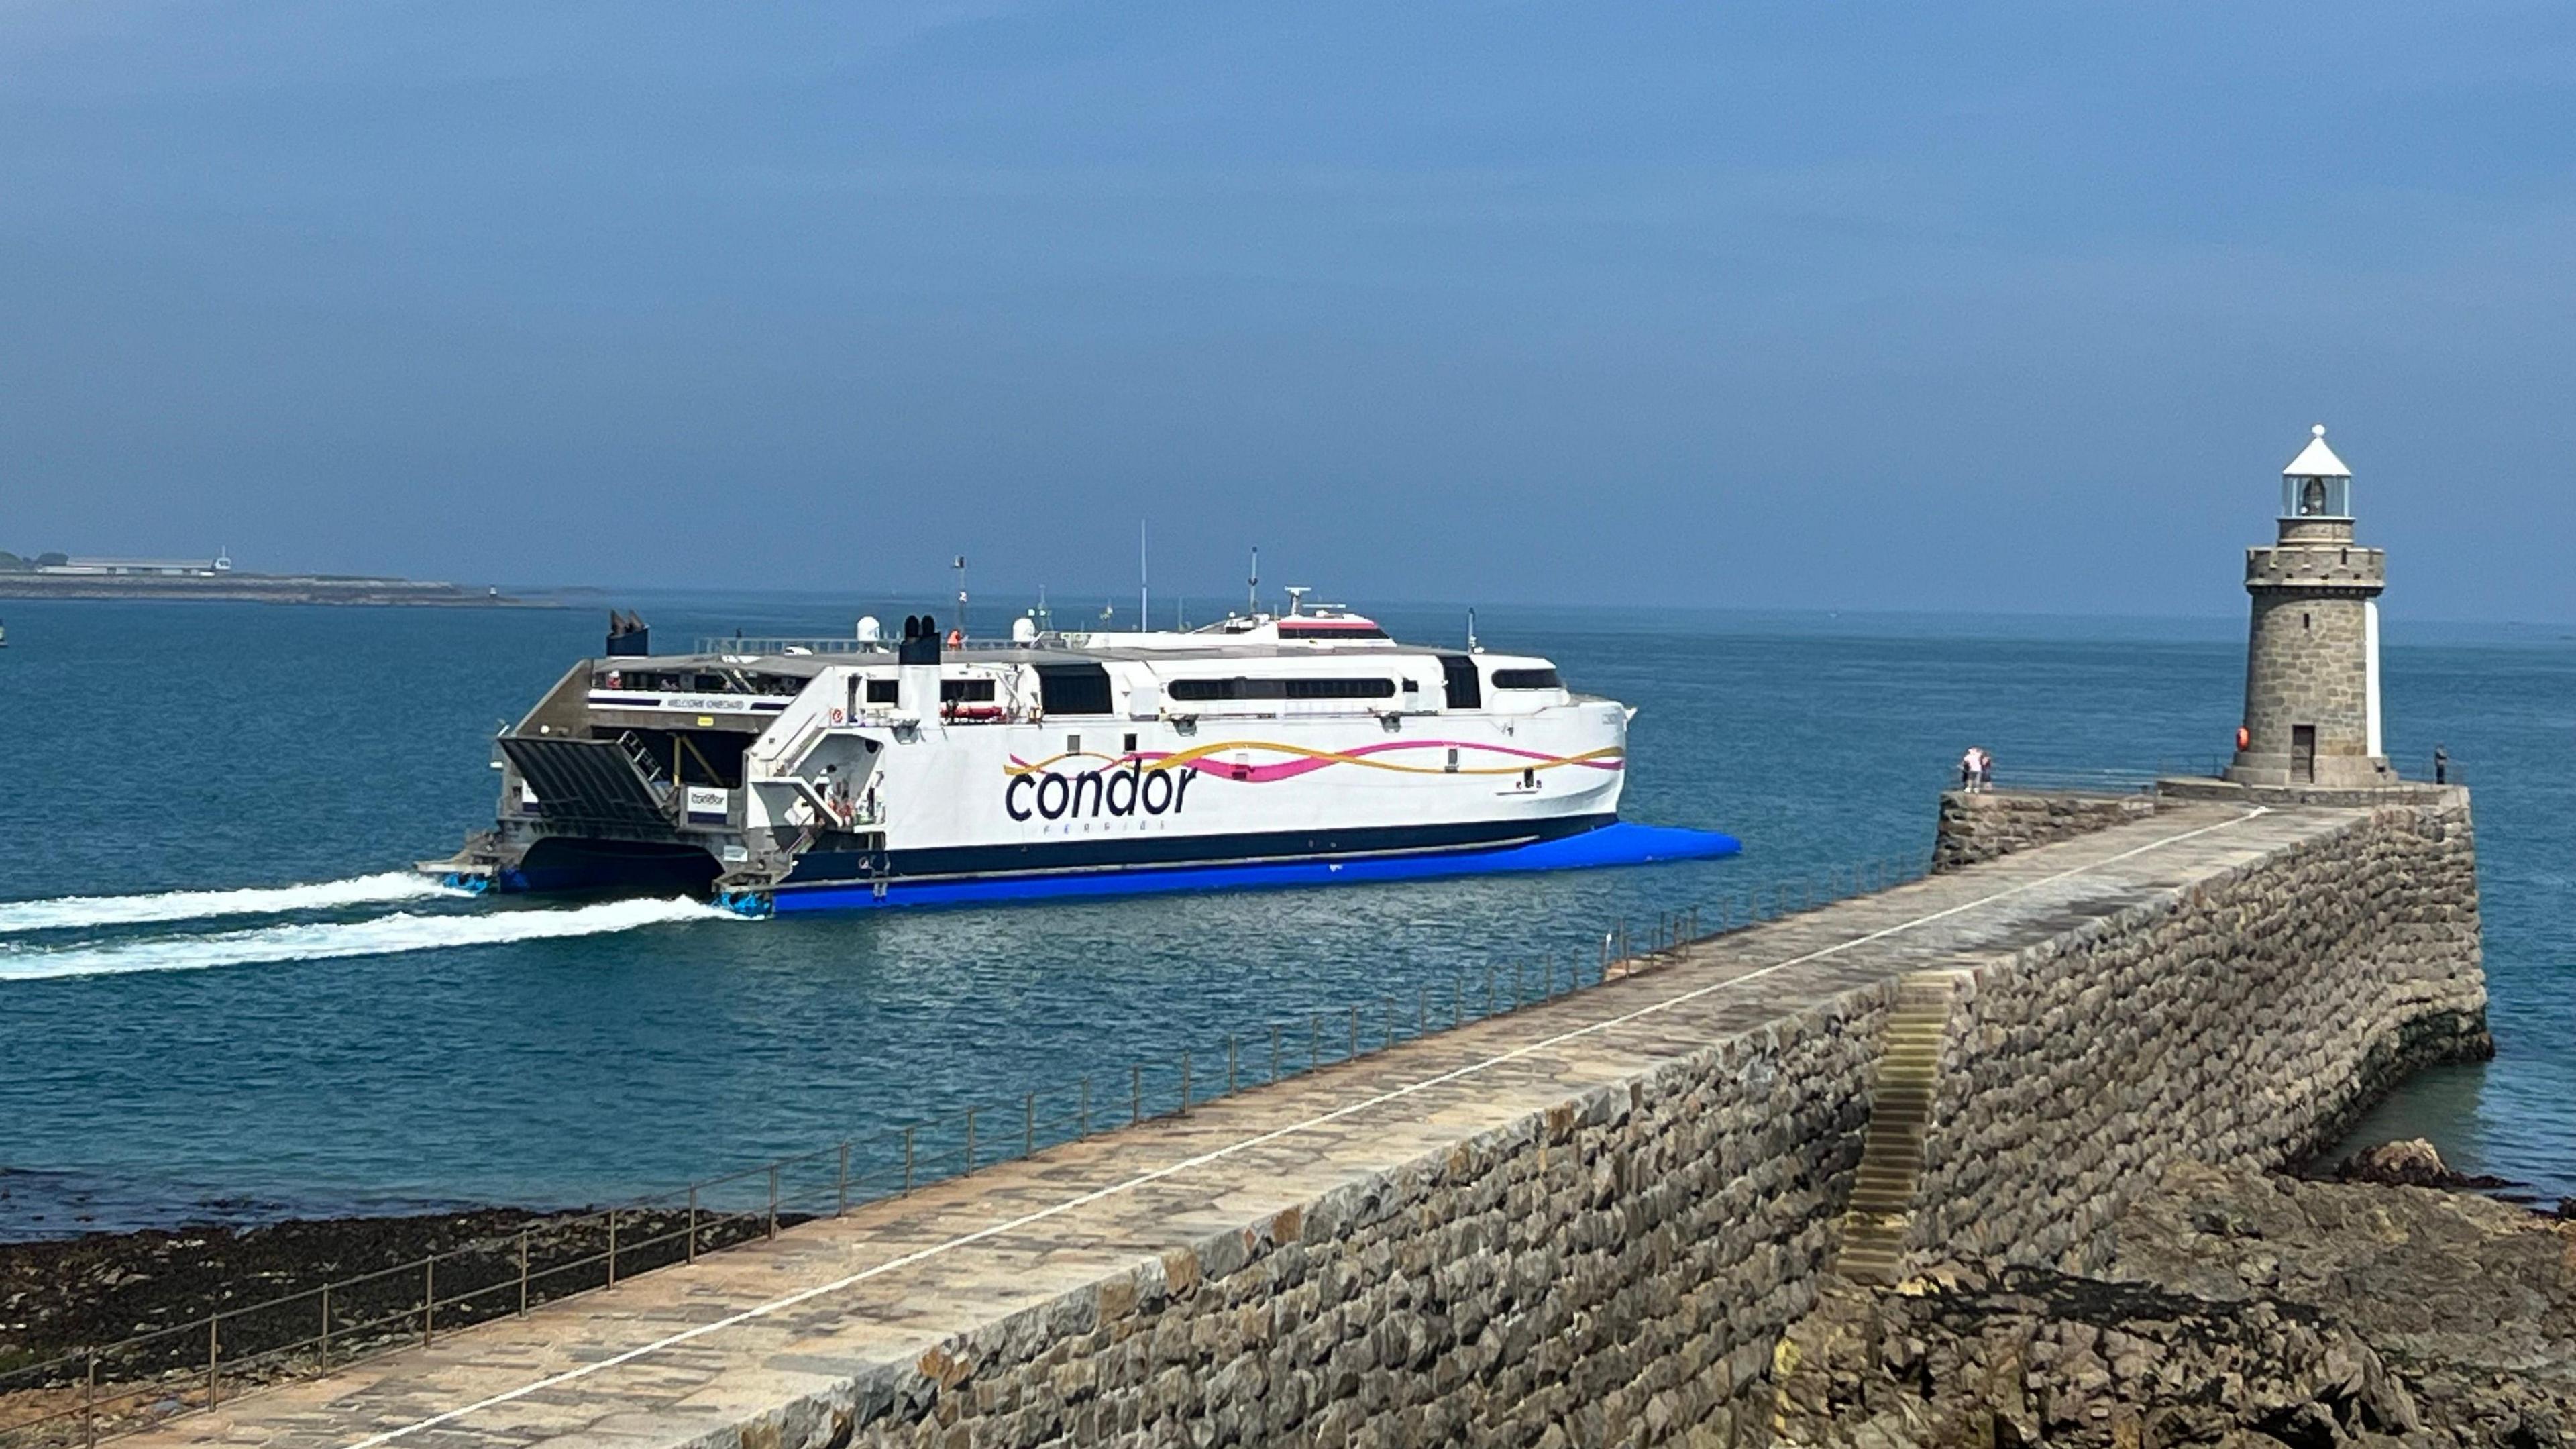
[
  {"xmin": 0, "ymin": 897, "xmax": 731, "ymax": 981},
  {"xmin": 0, "ymin": 872, "xmax": 468, "ymax": 935}
]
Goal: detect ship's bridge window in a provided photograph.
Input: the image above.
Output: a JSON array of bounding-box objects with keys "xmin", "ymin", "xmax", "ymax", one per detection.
[
  {"xmin": 865, "ymin": 678, "xmax": 898, "ymax": 704},
  {"xmin": 1167, "ymin": 677, "xmax": 1397, "ymax": 702},
  {"xmin": 1277, "ymin": 622, "xmax": 1389, "ymax": 640},
  {"xmin": 940, "ymin": 678, "xmax": 998, "ymax": 703},
  {"xmin": 1491, "ymin": 667, "xmax": 1563, "ymax": 690}
]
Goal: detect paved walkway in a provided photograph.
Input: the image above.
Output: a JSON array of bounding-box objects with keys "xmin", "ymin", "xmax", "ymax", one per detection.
[{"xmin": 122, "ymin": 800, "xmax": 2354, "ymax": 1449}]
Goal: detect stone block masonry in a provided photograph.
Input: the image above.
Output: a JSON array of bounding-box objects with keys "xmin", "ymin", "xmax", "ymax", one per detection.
[
  {"xmin": 113, "ymin": 797, "xmax": 2485, "ymax": 1449},
  {"xmin": 1915, "ymin": 789, "xmax": 2487, "ymax": 1273},
  {"xmin": 1930, "ymin": 788, "xmax": 2157, "ymax": 873}
]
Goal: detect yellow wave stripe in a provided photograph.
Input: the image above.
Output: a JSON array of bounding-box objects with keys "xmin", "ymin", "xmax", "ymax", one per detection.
[{"xmin": 1004, "ymin": 741, "xmax": 1624, "ymax": 780}]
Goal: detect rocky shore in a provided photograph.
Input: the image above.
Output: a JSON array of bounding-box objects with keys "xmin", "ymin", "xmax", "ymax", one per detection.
[
  {"xmin": 1776, "ymin": 1151, "xmax": 2576, "ymax": 1447},
  {"xmin": 0, "ymin": 1201, "xmax": 804, "ymax": 1435}
]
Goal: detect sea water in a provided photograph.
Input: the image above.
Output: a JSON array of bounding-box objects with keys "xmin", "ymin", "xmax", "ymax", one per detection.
[{"xmin": 0, "ymin": 596, "xmax": 2565, "ymax": 1238}]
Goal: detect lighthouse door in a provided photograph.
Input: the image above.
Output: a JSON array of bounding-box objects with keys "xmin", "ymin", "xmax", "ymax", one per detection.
[{"xmin": 2291, "ymin": 724, "xmax": 2317, "ymax": 783}]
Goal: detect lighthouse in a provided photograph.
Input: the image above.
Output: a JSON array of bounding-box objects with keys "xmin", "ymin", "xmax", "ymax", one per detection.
[{"xmin": 2224, "ymin": 425, "xmax": 2396, "ymax": 788}]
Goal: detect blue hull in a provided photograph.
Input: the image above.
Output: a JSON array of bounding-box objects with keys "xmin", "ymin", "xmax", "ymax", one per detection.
[{"xmin": 757, "ymin": 821, "xmax": 1739, "ymax": 916}]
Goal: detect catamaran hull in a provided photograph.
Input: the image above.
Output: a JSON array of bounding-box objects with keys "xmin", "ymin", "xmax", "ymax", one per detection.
[{"xmin": 753, "ymin": 818, "xmax": 1738, "ymax": 914}]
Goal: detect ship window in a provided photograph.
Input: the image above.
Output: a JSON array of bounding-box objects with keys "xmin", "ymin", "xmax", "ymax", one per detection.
[
  {"xmin": 1036, "ymin": 663, "xmax": 1115, "ymax": 716},
  {"xmin": 865, "ymin": 678, "xmax": 898, "ymax": 704},
  {"xmin": 1277, "ymin": 622, "xmax": 1389, "ymax": 640},
  {"xmin": 1492, "ymin": 667, "xmax": 1563, "ymax": 690},
  {"xmin": 940, "ymin": 678, "xmax": 997, "ymax": 703},
  {"xmin": 1439, "ymin": 655, "xmax": 1481, "ymax": 710},
  {"xmin": 1166, "ymin": 677, "xmax": 1397, "ymax": 702}
]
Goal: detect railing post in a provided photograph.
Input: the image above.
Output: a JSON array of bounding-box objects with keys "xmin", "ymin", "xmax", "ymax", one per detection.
[
  {"xmin": 1452, "ymin": 972, "xmax": 1463, "ymax": 1026},
  {"xmin": 1486, "ymin": 965, "xmax": 1496, "ymax": 1016},
  {"xmin": 903, "ymin": 1127, "xmax": 916, "ymax": 1193},
  {"xmin": 1079, "ymin": 1077, "xmax": 1092, "ymax": 1138},
  {"xmin": 1347, "ymin": 1005, "xmax": 1358, "ymax": 1059},
  {"xmin": 207, "ymin": 1312, "xmax": 219, "ymax": 1407},
  {"xmin": 424, "ymin": 1258, "xmax": 435, "ymax": 1346},
  {"xmin": 85, "ymin": 1351, "xmax": 97, "ymax": 1449},
  {"xmin": 688, "ymin": 1186, "xmax": 700, "ymax": 1263},
  {"xmin": 1270, "ymin": 1025, "xmax": 1281, "ymax": 1082},
  {"xmin": 1226, "ymin": 1034, "xmax": 1238, "ymax": 1094},
  {"xmin": 518, "ymin": 1230, "xmax": 530, "ymax": 1316},
  {"xmin": 1180, "ymin": 1049, "xmax": 1192, "ymax": 1113},
  {"xmin": 1543, "ymin": 958, "xmax": 1553, "ymax": 998},
  {"xmin": 1309, "ymin": 1014, "xmax": 1320, "ymax": 1070},
  {"xmin": 1415, "ymin": 986, "xmax": 1426, "ymax": 1036},
  {"xmin": 836, "ymin": 1142, "xmax": 850, "ymax": 1216},
  {"xmin": 1131, "ymin": 1065, "xmax": 1143, "ymax": 1123},
  {"xmin": 606, "ymin": 1209, "xmax": 619, "ymax": 1289},
  {"xmin": 319, "ymin": 1281, "xmax": 331, "ymax": 1366},
  {"xmin": 767, "ymin": 1164, "xmax": 780, "ymax": 1240},
  {"xmin": 1025, "ymin": 1092, "xmax": 1036, "ymax": 1157},
  {"xmin": 1383, "ymin": 997, "xmax": 1395, "ymax": 1050}
]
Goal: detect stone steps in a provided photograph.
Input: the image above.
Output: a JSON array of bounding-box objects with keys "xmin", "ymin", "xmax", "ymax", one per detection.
[{"xmin": 1831, "ymin": 971, "xmax": 1962, "ymax": 1285}]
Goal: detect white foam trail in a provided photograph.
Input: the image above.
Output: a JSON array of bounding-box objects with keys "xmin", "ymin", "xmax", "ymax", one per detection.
[
  {"xmin": 0, "ymin": 898, "xmax": 733, "ymax": 982},
  {"xmin": 0, "ymin": 872, "xmax": 468, "ymax": 935}
]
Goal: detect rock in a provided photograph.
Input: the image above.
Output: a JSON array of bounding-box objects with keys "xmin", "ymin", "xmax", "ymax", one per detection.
[
  {"xmin": 2333, "ymin": 1138, "xmax": 2512, "ymax": 1190},
  {"xmin": 1776, "ymin": 1165, "xmax": 2576, "ymax": 1447}
]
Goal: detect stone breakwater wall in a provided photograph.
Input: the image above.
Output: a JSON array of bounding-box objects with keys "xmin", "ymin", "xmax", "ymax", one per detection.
[
  {"xmin": 1915, "ymin": 792, "xmax": 2490, "ymax": 1274},
  {"xmin": 832, "ymin": 996, "xmax": 1896, "ymax": 1447},
  {"xmin": 792, "ymin": 800, "xmax": 2485, "ymax": 1448},
  {"xmin": 1931, "ymin": 788, "xmax": 2158, "ymax": 872}
]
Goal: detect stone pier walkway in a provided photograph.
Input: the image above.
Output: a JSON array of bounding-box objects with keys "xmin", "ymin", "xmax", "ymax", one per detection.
[{"xmin": 117, "ymin": 800, "xmax": 2356, "ymax": 1449}]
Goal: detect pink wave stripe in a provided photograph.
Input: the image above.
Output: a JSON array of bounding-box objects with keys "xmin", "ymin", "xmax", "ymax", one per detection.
[{"xmin": 999, "ymin": 739, "xmax": 1624, "ymax": 785}]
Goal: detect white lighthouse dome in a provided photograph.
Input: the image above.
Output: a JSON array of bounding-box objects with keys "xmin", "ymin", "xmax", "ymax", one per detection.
[{"xmin": 2283, "ymin": 423, "xmax": 2350, "ymax": 478}]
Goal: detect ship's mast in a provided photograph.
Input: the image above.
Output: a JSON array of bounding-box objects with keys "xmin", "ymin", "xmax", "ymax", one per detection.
[{"xmin": 1246, "ymin": 545, "xmax": 1259, "ymax": 617}]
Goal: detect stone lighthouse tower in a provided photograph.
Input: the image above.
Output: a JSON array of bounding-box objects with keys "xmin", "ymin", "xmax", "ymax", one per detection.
[{"xmin": 2225, "ymin": 425, "xmax": 2395, "ymax": 788}]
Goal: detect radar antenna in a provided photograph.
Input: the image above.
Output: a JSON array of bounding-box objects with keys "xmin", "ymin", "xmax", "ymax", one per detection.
[{"xmin": 1284, "ymin": 585, "xmax": 1311, "ymax": 616}]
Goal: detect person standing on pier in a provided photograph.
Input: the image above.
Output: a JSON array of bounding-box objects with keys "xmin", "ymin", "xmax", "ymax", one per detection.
[
  {"xmin": 1959, "ymin": 745, "xmax": 1991, "ymax": 794},
  {"xmin": 2435, "ymin": 745, "xmax": 2449, "ymax": 784}
]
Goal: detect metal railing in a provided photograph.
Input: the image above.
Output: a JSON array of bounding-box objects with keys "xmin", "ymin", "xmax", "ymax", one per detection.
[{"xmin": 0, "ymin": 848, "xmax": 1943, "ymax": 1449}]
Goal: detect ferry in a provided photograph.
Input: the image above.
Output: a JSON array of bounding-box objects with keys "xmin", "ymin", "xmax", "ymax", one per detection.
[{"xmin": 421, "ymin": 601, "xmax": 1737, "ymax": 914}]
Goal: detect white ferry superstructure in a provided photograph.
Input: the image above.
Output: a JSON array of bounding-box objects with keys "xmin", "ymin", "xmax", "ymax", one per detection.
[{"xmin": 424, "ymin": 604, "xmax": 1735, "ymax": 913}]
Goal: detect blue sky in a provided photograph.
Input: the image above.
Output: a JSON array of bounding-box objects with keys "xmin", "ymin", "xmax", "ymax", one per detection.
[{"xmin": 3, "ymin": 2, "xmax": 2571, "ymax": 618}]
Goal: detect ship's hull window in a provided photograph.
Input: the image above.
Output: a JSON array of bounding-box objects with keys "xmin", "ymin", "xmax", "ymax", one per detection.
[
  {"xmin": 1491, "ymin": 667, "xmax": 1562, "ymax": 690},
  {"xmin": 1439, "ymin": 655, "xmax": 1482, "ymax": 710},
  {"xmin": 1167, "ymin": 677, "xmax": 1397, "ymax": 702},
  {"xmin": 1036, "ymin": 663, "xmax": 1116, "ymax": 716}
]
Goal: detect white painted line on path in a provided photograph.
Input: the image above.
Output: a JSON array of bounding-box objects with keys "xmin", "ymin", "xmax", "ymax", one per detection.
[{"xmin": 343, "ymin": 808, "xmax": 2270, "ymax": 1449}]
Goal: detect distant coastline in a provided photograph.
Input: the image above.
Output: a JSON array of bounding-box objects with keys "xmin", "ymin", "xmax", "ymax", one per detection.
[{"xmin": 0, "ymin": 551, "xmax": 552, "ymax": 608}]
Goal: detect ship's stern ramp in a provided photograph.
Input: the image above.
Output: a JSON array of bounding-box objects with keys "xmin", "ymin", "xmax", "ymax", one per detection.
[{"xmin": 496, "ymin": 735, "xmax": 672, "ymax": 829}]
